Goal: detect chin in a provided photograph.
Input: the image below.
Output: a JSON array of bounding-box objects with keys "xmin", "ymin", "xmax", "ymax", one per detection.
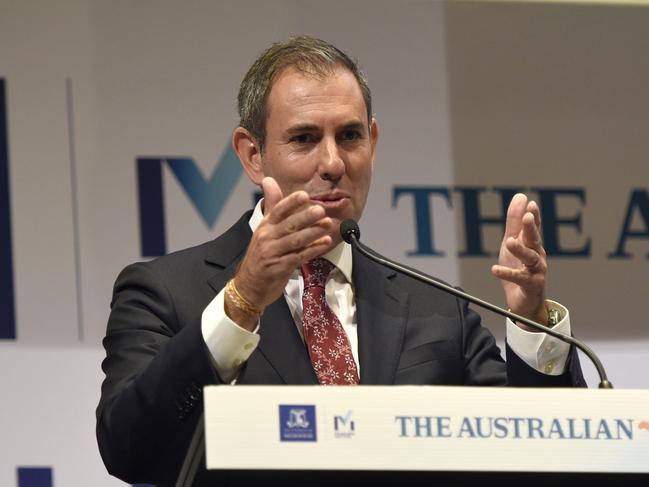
[
  {"xmin": 325, "ymin": 222, "xmax": 343, "ymax": 245},
  {"xmin": 326, "ymin": 208, "xmax": 356, "ymax": 224}
]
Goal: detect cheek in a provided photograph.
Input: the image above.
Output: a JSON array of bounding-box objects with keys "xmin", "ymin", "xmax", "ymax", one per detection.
[
  {"xmin": 349, "ymin": 159, "xmax": 373, "ymax": 192},
  {"xmin": 264, "ymin": 151, "xmax": 314, "ymax": 180}
]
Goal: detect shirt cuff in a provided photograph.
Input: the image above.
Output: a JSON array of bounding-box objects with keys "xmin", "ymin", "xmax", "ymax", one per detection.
[
  {"xmin": 201, "ymin": 288, "xmax": 260, "ymax": 383},
  {"xmin": 506, "ymin": 300, "xmax": 571, "ymax": 376}
]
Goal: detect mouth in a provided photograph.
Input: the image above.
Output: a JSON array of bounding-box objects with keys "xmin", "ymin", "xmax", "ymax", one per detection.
[{"xmin": 310, "ymin": 191, "xmax": 351, "ymax": 210}]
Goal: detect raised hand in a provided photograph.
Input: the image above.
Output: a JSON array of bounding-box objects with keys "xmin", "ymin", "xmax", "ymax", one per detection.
[
  {"xmin": 225, "ymin": 177, "xmax": 334, "ymax": 330},
  {"xmin": 491, "ymin": 193, "xmax": 549, "ymax": 329}
]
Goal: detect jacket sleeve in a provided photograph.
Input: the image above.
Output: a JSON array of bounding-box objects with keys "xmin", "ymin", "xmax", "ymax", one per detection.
[
  {"xmin": 96, "ymin": 262, "xmax": 222, "ymax": 483},
  {"xmin": 458, "ymin": 297, "xmax": 587, "ymax": 387}
]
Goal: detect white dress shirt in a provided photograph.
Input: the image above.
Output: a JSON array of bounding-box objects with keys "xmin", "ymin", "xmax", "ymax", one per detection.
[{"xmin": 201, "ymin": 201, "xmax": 571, "ymax": 383}]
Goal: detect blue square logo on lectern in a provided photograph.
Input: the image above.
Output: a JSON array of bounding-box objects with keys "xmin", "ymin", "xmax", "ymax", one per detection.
[{"xmin": 279, "ymin": 405, "xmax": 317, "ymax": 442}]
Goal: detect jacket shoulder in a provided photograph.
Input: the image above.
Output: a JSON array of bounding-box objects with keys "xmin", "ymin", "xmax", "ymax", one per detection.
[{"xmin": 115, "ymin": 210, "xmax": 253, "ymax": 285}]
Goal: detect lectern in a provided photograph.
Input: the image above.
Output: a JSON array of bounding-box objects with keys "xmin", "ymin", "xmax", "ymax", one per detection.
[{"xmin": 195, "ymin": 385, "xmax": 649, "ymax": 481}]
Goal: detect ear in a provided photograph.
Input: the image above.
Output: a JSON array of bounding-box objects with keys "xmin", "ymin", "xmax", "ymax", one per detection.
[
  {"xmin": 232, "ymin": 127, "xmax": 263, "ymax": 185},
  {"xmin": 369, "ymin": 118, "xmax": 379, "ymax": 167}
]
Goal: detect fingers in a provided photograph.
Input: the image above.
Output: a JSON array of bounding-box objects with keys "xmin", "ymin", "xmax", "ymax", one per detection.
[
  {"xmin": 520, "ymin": 211, "xmax": 543, "ymax": 250},
  {"xmin": 297, "ymin": 235, "xmax": 334, "ymax": 262},
  {"xmin": 265, "ymin": 189, "xmax": 312, "ymax": 224},
  {"xmin": 505, "ymin": 235, "xmax": 546, "ymax": 270},
  {"xmin": 255, "ymin": 186, "xmax": 335, "ymax": 263},
  {"xmin": 493, "ymin": 231, "xmax": 547, "ymax": 293},
  {"xmin": 264, "ymin": 199, "xmax": 330, "ymax": 240},
  {"xmin": 490, "ymin": 264, "xmax": 543, "ymax": 288},
  {"xmin": 502, "ymin": 194, "xmax": 543, "ymax": 252},
  {"xmin": 491, "ymin": 264, "xmax": 522, "ymax": 285},
  {"xmin": 266, "ymin": 216, "xmax": 333, "ymax": 258},
  {"xmin": 527, "ymin": 199, "xmax": 541, "ymax": 228},
  {"xmin": 281, "ymin": 204, "xmax": 326, "ymax": 235},
  {"xmin": 503, "ymin": 193, "xmax": 528, "ymax": 239}
]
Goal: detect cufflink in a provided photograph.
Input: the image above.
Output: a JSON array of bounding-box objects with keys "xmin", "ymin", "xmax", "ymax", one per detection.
[{"xmin": 547, "ymin": 307, "xmax": 560, "ymax": 327}]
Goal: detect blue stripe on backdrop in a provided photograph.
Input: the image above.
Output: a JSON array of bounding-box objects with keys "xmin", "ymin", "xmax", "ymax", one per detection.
[
  {"xmin": 17, "ymin": 467, "xmax": 52, "ymax": 487},
  {"xmin": 0, "ymin": 79, "xmax": 16, "ymax": 339},
  {"xmin": 137, "ymin": 158, "xmax": 167, "ymax": 257}
]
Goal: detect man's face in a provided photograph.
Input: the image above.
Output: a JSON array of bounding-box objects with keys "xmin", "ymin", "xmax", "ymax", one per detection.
[{"xmin": 260, "ymin": 66, "xmax": 378, "ymax": 242}]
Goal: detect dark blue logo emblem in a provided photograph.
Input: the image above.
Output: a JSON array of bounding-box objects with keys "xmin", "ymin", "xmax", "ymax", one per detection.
[
  {"xmin": 279, "ymin": 405, "xmax": 317, "ymax": 442},
  {"xmin": 334, "ymin": 410, "xmax": 355, "ymax": 438}
]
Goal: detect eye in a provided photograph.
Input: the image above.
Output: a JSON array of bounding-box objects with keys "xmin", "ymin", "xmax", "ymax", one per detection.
[
  {"xmin": 291, "ymin": 133, "xmax": 316, "ymax": 144},
  {"xmin": 339, "ymin": 129, "xmax": 361, "ymax": 142}
]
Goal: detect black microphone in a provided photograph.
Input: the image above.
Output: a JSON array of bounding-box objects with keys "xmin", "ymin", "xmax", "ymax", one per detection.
[{"xmin": 340, "ymin": 219, "xmax": 613, "ymax": 389}]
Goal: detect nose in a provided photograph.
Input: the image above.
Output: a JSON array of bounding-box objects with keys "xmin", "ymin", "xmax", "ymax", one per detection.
[{"xmin": 317, "ymin": 137, "xmax": 345, "ymax": 182}]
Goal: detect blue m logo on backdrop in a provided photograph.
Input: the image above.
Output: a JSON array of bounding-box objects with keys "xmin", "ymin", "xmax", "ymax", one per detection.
[{"xmin": 136, "ymin": 146, "xmax": 243, "ymax": 257}]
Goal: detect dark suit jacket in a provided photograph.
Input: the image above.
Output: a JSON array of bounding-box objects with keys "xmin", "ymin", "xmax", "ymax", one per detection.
[{"xmin": 96, "ymin": 211, "xmax": 586, "ymax": 486}]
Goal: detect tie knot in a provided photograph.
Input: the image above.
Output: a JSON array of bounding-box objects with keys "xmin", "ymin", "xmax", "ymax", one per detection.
[{"xmin": 301, "ymin": 258, "xmax": 334, "ymax": 288}]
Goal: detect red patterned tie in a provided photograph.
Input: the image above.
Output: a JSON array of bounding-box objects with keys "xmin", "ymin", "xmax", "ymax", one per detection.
[{"xmin": 301, "ymin": 258, "xmax": 359, "ymax": 385}]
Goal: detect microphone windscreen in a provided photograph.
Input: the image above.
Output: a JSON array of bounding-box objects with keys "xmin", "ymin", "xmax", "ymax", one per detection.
[{"xmin": 340, "ymin": 219, "xmax": 360, "ymax": 243}]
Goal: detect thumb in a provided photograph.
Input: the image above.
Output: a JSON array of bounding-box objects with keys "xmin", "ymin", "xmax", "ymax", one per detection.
[{"xmin": 262, "ymin": 177, "xmax": 283, "ymax": 214}]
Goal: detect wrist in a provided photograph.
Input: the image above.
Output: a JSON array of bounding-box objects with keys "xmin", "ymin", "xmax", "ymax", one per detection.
[
  {"xmin": 226, "ymin": 277, "xmax": 263, "ymax": 315},
  {"xmin": 224, "ymin": 278, "xmax": 263, "ymax": 331},
  {"xmin": 512, "ymin": 301, "xmax": 563, "ymax": 332}
]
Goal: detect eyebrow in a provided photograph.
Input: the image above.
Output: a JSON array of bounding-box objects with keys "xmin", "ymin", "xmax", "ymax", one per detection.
[
  {"xmin": 339, "ymin": 121, "xmax": 367, "ymax": 132},
  {"xmin": 284, "ymin": 120, "xmax": 367, "ymax": 136},
  {"xmin": 285, "ymin": 124, "xmax": 320, "ymax": 136}
]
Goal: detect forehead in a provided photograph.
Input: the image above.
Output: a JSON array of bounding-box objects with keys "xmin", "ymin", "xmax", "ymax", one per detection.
[{"xmin": 265, "ymin": 66, "xmax": 367, "ymax": 127}]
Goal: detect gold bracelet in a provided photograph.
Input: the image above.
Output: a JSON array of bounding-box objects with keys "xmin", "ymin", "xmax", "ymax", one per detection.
[{"xmin": 225, "ymin": 278, "xmax": 263, "ymax": 316}]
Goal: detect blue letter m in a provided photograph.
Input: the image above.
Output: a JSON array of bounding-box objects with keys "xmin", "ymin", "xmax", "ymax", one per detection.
[{"xmin": 137, "ymin": 145, "xmax": 242, "ymax": 257}]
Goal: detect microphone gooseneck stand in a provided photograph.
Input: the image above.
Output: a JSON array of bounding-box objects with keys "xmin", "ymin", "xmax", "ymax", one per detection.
[
  {"xmin": 339, "ymin": 219, "xmax": 612, "ymax": 390},
  {"xmin": 175, "ymin": 413, "xmax": 204, "ymax": 487}
]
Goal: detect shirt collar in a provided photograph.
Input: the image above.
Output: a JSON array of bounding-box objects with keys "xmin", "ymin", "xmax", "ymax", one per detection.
[{"xmin": 249, "ymin": 199, "xmax": 353, "ymax": 283}]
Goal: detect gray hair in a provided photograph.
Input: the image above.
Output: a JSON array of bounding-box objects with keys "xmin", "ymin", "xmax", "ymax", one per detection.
[{"xmin": 237, "ymin": 36, "xmax": 372, "ymax": 150}]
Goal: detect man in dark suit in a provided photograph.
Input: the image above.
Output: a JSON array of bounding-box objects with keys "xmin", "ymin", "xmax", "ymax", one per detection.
[{"xmin": 96, "ymin": 36, "xmax": 585, "ymax": 485}]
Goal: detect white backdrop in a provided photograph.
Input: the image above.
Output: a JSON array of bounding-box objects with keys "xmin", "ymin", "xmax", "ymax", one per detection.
[{"xmin": 0, "ymin": 1, "xmax": 647, "ymax": 485}]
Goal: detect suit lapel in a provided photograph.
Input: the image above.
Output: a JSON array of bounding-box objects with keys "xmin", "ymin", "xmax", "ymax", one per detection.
[
  {"xmin": 353, "ymin": 247, "xmax": 409, "ymax": 385},
  {"xmin": 205, "ymin": 211, "xmax": 316, "ymax": 385},
  {"xmin": 257, "ymin": 300, "xmax": 318, "ymax": 384},
  {"xmin": 205, "ymin": 214, "xmax": 250, "ymax": 297},
  {"xmin": 204, "ymin": 211, "xmax": 254, "ymax": 271},
  {"xmin": 352, "ymin": 247, "xmax": 409, "ymax": 384}
]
